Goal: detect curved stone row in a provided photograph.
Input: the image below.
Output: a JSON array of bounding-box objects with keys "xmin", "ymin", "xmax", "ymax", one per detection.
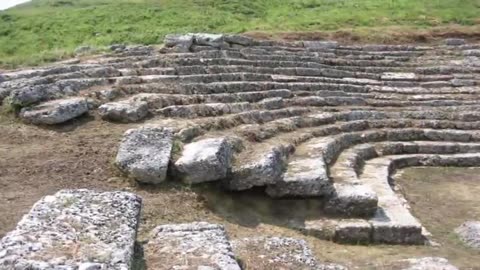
[
  {"xmin": 1, "ymin": 34, "xmax": 478, "ymax": 125},
  {"xmin": 301, "ymin": 153, "xmax": 480, "ymax": 244}
]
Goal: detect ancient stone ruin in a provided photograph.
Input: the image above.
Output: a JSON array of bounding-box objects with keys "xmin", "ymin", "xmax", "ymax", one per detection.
[{"xmin": 1, "ymin": 33, "xmax": 480, "ymax": 268}]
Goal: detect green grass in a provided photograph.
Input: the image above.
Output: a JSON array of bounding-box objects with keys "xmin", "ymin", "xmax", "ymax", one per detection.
[{"xmin": 1, "ymin": 0, "xmax": 479, "ymax": 68}]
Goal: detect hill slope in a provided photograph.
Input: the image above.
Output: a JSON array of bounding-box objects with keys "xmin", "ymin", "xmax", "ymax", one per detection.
[{"xmin": 1, "ymin": 0, "xmax": 479, "ymax": 68}]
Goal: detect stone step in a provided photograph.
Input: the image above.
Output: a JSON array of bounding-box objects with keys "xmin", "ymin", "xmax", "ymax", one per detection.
[
  {"xmin": 329, "ymin": 141, "xmax": 480, "ymax": 216},
  {"xmin": 145, "ymin": 222, "xmax": 241, "ymax": 270},
  {"xmin": 301, "ymin": 153, "xmax": 480, "ymax": 244},
  {"xmin": 115, "ymin": 81, "xmax": 373, "ymax": 96},
  {"xmin": 112, "ymin": 72, "xmax": 386, "ymax": 88},
  {"xmin": 172, "ymin": 107, "xmax": 312, "ymax": 142},
  {"xmin": 165, "ymin": 108, "xmax": 480, "ymax": 146},
  {"xmin": 1, "ymin": 64, "xmax": 106, "ymax": 81},
  {"xmin": 169, "ymin": 57, "xmax": 413, "ymax": 73},
  {"xmin": 174, "ymin": 65, "xmax": 382, "ymax": 81},
  {"xmin": 0, "ymin": 189, "xmax": 142, "ymax": 269},
  {"xmin": 365, "ymin": 153, "xmax": 480, "ymax": 244},
  {"xmin": 236, "ymin": 113, "xmax": 480, "ymax": 147},
  {"xmin": 19, "ymin": 97, "xmax": 89, "ymax": 125},
  {"xmin": 8, "ymin": 78, "xmax": 109, "ymax": 107},
  {"xmin": 266, "ymin": 128, "xmax": 480, "ymax": 213},
  {"xmin": 225, "ymin": 145, "xmax": 291, "ymax": 191}
]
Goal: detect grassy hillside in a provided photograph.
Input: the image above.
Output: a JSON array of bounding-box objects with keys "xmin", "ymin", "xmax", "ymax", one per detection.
[{"xmin": 1, "ymin": 0, "xmax": 479, "ymax": 68}]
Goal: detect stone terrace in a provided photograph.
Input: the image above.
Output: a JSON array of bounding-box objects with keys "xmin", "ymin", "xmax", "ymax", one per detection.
[{"xmin": 1, "ymin": 33, "xmax": 480, "ymax": 250}]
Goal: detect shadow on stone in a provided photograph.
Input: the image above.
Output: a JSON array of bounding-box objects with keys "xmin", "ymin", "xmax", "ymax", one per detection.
[{"xmin": 132, "ymin": 241, "xmax": 147, "ymax": 270}]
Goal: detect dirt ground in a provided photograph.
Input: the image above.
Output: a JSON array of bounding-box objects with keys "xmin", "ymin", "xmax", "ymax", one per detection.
[
  {"xmin": 245, "ymin": 25, "xmax": 480, "ymax": 45},
  {"xmin": 0, "ymin": 112, "xmax": 479, "ymax": 269}
]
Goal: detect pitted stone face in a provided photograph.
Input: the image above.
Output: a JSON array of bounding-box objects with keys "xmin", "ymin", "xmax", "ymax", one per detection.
[
  {"xmin": 455, "ymin": 221, "xmax": 480, "ymax": 250},
  {"xmin": 145, "ymin": 222, "xmax": 241, "ymax": 270},
  {"xmin": 19, "ymin": 97, "xmax": 89, "ymax": 125},
  {"xmin": 232, "ymin": 237, "xmax": 347, "ymax": 270},
  {"xmin": 115, "ymin": 126, "xmax": 174, "ymax": 184},
  {"xmin": 174, "ymin": 137, "xmax": 233, "ymax": 184},
  {"xmin": 0, "ymin": 189, "xmax": 142, "ymax": 269}
]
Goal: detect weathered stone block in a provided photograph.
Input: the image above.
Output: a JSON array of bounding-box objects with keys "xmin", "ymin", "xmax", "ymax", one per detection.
[
  {"xmin": 145, "ymin": 222, "xmax": 240, "ymax": 270},
  {"xmin": 455, "ymin": 221, "xmax": 480, "ymax": 250},
  {"xmin": 174, "ymin": 137, "xmax": 232, "ymax": 184},
  {"xmin": 115, "ymin": 126, "xmax": 173, "ymax": 184},
  {"xmin": 0, "ymin": 189, "xmax": 142, "ymax": 269},
  {"xmin": 19, "ymin": 97, "xmax": 89, "ymax": 125},
  {"xmin": 98, "ymin": 100, "xmax": 149, "ymax": 123}
]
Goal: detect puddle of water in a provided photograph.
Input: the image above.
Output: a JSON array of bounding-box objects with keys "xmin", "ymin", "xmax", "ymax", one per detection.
[{"xmin": 194, "ymin": 183, "xmax": 328, "ymax": 228}]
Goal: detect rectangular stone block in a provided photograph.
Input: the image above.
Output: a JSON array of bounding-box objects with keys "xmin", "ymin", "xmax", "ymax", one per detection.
[
  {"xmin": 0, "ymin": 189, "xmax": 142, "ymax": 270},
  {"xmin": 145, "ymin": 222, "xmax": 240, "ymax": 270}
]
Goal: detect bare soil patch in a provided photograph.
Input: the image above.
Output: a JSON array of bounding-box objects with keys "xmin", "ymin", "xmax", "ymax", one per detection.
[{"xmin": 245, "ymin": 25, "xmax": 480, "ymax": 45}]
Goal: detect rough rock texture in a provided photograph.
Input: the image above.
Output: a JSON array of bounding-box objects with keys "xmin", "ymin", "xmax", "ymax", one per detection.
[
  {"xmin": 387, "ymin": 257, "xmax": 459, "ymax": 270},
  {"xmin": 232, "ymin": 237, "xmax": 347, "ymax": 270},
  {"xmin": 266, "ymin": 157, "xmax": 334, "ymax": 198},
  {"xmin": 303, "ymin": 40, "xmax": 338, "ymax": 49},
  {"xmin": 19, "ymin": 97, "xmax": 89, "ymax": 125},
  {"xmin": 225, "ymin": 147, "xmax": 287, "ymax": 191},
  {"xmin": 454, "ymin": 221, "xmax": 480, "ymax": 249},
  {"xmin": 164, "ymin": 33, "xmax": 194, "ymax": 52},
  {"xmin": 0, "ymin": 189, "xmax": 142, "ymax": 270},
  {"xmin": 445, "ymin": 38, "xmax": 466, "ymax": 46},
  {"xmin": 325, "ymin": 183, "xmax": 378, "ymax": 217},
  {"xmin": 195, "ymin": 33, "xmax": 227, "ymax": 48},
  {"xmin": 174, "ymin": 137, "xmax": 232, "ymax": 184},
  {"xmin": 115, "ymin": 127, "xmax": 173, "ymax": 184},
  {"xmin": 98, "ymin": 100, "xmax": 149, "ymax": 123},
  {"xmin": 145, "ymin": 222, "xmax": 240, "ymax": 270}
]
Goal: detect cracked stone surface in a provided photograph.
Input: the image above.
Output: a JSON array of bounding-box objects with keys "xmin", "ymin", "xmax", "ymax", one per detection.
[
  {"xmin": 455, "ymin": 221, "xmax": 480, "ymax": 250},
  {"xmin": 145, "ymin": 222, "xmax": 241, "ymax": 270},
  {"xmin": 0, "ymin": 189, "xmax": 142, "ymax": 270},
  {"xmin": 19, "ymin": 97, "xmax": 89, "ymax": 125},
  {"xmin": 115, "ymin": 126, "xmax": 173, "ymax": 184}
]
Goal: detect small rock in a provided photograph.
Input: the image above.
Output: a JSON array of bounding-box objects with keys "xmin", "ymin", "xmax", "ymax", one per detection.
[
  {"xmin": 164, "ymin": 34, "xmax": 194, "ymax": 52},
  {"xmin": 445, "ymin": 38, "xmax": 466, "ymax": 46},
  {"xmin": 303, "ymin": 40, "xmax": 338, "ymax": 49},
  {"xmin": 194, "ymin": 33, "xmax": 227, "ymax": 48},
  {"xmin": 98, "ymin": 100, "xmax": 149, "ymax": 123},
  {"xmin": 79, "ymin": 262, "xmax": 103, "ymax": 270},
  {"xmin": 74, "ymin": 45, "xmax": 96, "ymax": 56},
  {"xmin": 19, "ymin": 97, "xmax": 89, "ymax": 125},
  {"xmin": 115, "ymin": 127, "xmax": 173, "ymax": 184},
  {"xmin": 226, "ymin": 147, "xmax": 287, "ymax": 190},
  {"xmin": 97, "ymin": 88, "xmax": 120, "ymax": 101},
  {"xmin": 258, "ymin": 97, "xmax": 284, "ymax": 110},
  {"xmin": 174, "ymin": 137, "xmax": 232, "ymax": 184},
  {"xmin": 224, "ymin": 34, "xmax": 254, "ymax": 46},
  {"xmin": 109, "ymin": 44, "xmax": 127, "ymax": 51},
  {"xmin": 455, "ymin": 221, "xmax": 480, "ymax": 249}
]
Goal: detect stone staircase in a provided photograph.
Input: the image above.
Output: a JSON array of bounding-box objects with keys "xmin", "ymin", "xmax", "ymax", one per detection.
[{"xmin": 1, "ymin": 33, "xmax": 480, "ymax": 248}]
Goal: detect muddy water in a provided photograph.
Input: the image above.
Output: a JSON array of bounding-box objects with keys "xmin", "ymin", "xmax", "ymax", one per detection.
[{"xmin": 196, "ymin": 184, "xmax": 329, "ymax": 229}]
